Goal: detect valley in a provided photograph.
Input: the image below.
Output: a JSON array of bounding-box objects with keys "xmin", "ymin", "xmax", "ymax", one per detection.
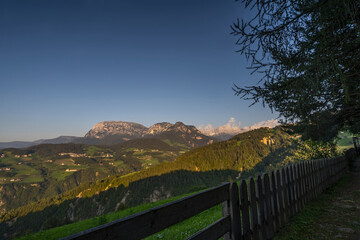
[
  {"xmin": 0, "ymin": 123, "xmax": 346, "ymax": 239},
  {"xmin": 0, "ymin": 140, "xmax": 187, "ymax": 212},
  {"xmin": 0, "ymin": 121, "xmax": 214, "ymax": 214}
]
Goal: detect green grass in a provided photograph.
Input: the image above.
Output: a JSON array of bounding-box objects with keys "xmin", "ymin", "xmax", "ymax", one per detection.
[
  {"xmin": 11, "ymin": 165, "xmax": 44, "ymax": 182},
  {"xmin": 49, "ymin": 163, "xmax": 88, "ymax": 181},
  {"xmin": 336, "ymin": 131, "xmax": 355, "ymax": 153},
  {"xmin": 337, "ymin": 144, "xmax": 353, "ymax": 152},
  {"xmin": 275, "ymin": 173, "xmax": 360, "ymax": 240},
  {"xmin": 86, "ymin": 146, "xmax": 102, "ymax": 156},
  {"xmin": 22, "ymin": 175, "xmax": 44, "ymax": 183},
  {"xmin": 50, "ymin": 171, "xmax": 74, "ymax": 181},
  {"xmin": 16, "ymin": 189, "xmax": 221, "ymax": 240},
  {"xmin": 111, "ymin": 160, "xmax": 125, "ymax": 167},
  {"xmin": 144, "ymin": 205, "xmax": 222, "ymax": 240},
  {"xmin": 162, "ymin": 139, "xmax": 189, "ymax": 150},
  {"xmin": 0, "ymin": 156, "xmax": 17, "ymax": 165},
  {"xmin": 54, "ymin": 158, "xmax": 75, "ymax": 165}
]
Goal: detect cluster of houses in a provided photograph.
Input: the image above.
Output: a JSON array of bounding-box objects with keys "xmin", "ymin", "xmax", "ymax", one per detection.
[
  {"xmin": 58, "ymin": 152, "xmax": 113, "ymax": 158},
  {"xmin": 59, "ymin": 152, "xmax": 88, "ymax": 157},
  {"xmin": 14, "ymin": 154, "xmax": 32, "ymax": 158},
  {"xmin": 10, "ymin": 178, "xmax": 22, "ymax": 182},
  {"xmin": 65, "ymin": 169, "xmax": 77, "ymax": 172},
  {"xmin": 0, "ymin": 178, "xmax": 23, "ymax": 182},
  {"xmin": 0, "ymin": 168, "xmax": 11, "ymax": 171},
  {"xmin": 0, "ymin": 154, "xmax": 6, "ymax": 158}
]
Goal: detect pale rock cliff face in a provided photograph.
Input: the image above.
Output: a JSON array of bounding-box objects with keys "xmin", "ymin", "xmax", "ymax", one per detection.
[
  {"xmin": 146, "ymin": 122, "xmax": 173, "ymax": 135},
  {"xmin": 85, "ymin": 121, "xmax": 204, "ymax": 139},
  {"xmin": 84, "ymin": 121, "xmax": 148, "ymax": 139}
]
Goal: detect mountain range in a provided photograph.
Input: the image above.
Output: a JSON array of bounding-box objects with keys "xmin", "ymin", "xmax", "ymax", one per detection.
[
  {"xmin": 0, "ymin": 121, "xmax": 215, "ymax": 214},
  {"xmin": 0, "ymin": 119, "xmax": 279, "ymax": 149},
  {"xmin": 0, "ymin": 121, "xmax": 215, "ymax": 149},
  {"xmin": 0, "ymin": 136, "xmax": 81, "ymax": 150}
]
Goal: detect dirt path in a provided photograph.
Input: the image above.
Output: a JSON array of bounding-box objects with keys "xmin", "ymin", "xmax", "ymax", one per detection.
[{"xmin": 275, "ymin": 159, "xmax": 360, "ymax": 240}]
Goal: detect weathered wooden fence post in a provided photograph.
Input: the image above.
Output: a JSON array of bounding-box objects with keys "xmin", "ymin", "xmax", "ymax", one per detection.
[
  {"xmin": 222, "ymin": 182, "xmax": 241, "ymax": 240},
  {"xmin": 257, "ymin": 175, "xmax": 266, "ymax": 240},
  {"xmin": 281, "ymin": 168, "xmax": 290, "ymax": 223},
  {"xmin": 270, "ymin": 171, "xmax": 280, "ymax": 233},
  {"xmin": 249, "ymin": 178, "xmax": 259, "ymax": 240},
  {"xmin": 276, "ymin": 170, "xmax": 285, "ymax": 228},
  {"xmin": 240, "ymin": 180, "xmax": 251, "ymax": 240},
  {"xmin": 263, "ymin": 173, "xmax": 274, "ymax": 238}
]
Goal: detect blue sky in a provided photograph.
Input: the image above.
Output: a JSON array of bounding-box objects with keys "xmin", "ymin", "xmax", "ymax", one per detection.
[{"xmin": 0, "ymin": 0, "xmax": 278, "ymax": 141}]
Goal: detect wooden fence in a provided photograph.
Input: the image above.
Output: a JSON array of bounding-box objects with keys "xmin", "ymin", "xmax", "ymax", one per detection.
[
  {"xmin": 353, "ymin": 137, "xmax": 360, "ymax": 155},
  {"xmin": 63, "ymin": 156, "xmax": 348, "ymax": 240}
]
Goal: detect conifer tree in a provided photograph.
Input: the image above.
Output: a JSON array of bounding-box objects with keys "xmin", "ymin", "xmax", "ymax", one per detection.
[{"xmin": 232, "ymin": 0, "xmax": 360, "ymax": 141}]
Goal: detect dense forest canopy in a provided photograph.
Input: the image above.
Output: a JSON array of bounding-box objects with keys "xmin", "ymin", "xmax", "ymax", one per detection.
[{"xmin": 232, "ymin": 0, "xmax": 360, "ymax": 141}]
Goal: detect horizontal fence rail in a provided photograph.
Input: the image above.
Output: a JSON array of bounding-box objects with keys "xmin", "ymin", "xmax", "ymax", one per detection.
[{"xmin": 63, "ymin": 156, "xmax": 348, "ymax": 240}]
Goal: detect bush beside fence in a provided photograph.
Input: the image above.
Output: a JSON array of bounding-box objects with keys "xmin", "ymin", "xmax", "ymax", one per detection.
[{"xmin": 63, "ymin": 156, "xmax": 348, "ymax": 240}]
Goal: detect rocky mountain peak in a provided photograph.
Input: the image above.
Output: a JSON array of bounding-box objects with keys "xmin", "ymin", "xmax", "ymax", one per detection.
[
  {"xmin": 85, "ymin": 121, "xmax": 147, "ymax": 139},
  {"xmin": 171, "ymin": 122, "xmax": 199, "ymax": 134},
  {"xmin": 83, "ymin": 120, "xmax": 216, "ymax": 148},
  {"xmin": 147, "ymin": 122, "xmax": 173, "ymax": 135}
]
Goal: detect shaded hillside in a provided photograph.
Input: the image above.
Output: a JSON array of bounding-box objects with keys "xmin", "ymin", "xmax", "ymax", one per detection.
[
  {"xmin": 111, "ymin": 138, "xmax": 181, "ymax": 152},
  {"xmin": 0, "ymin": 170, "xmax": 238, "ymax": 239}
]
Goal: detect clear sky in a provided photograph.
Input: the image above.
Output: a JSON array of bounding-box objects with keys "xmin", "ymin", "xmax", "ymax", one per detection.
[{"xmin": 0, "ymin": 0, "xmax": 278, "ymax": 142}]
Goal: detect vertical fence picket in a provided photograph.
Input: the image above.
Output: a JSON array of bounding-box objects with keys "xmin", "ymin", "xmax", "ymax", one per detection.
[
  {"xmin": 328, "ymin": 158, "xmax": 333, "ymax": 185},
  {"xmin": 303, "ymin": 162, "xmax": 308, "ymax": 204},
  {"xmin": 310, "ymin": 161, "xmax": 315, "ymax": 200},
  {"xmin": 297, "ymin": 163, "xmax": 303, "ymax": 210},
  {"xmin": 309, "ymin": 161, "xmax": 315, "ymax": 201},
  {"xmin": 314, "ymin": 161, "xmax": 318, "ymax": 196},
  {"xmin": 230, "ymin": 182, "xmax": 242, "ymax": 240},
  {"xmin": 281, "ymin": 168, "xmax": 290, "ymax": 223},
  {"xmin": 336, "ymin": 157, "xmax": 341, "ymax": 181},
  {"xmin": 302, "ymin": 162, "xmax": 307, "ymax": 204},
  {"xmin": 304, "ymin": 162, "xmax": 310, "ymax": 204},
  {"xmin": 276, "ymin": 170, "xmax": 285, "ymax": 228},
  {"xmin": 296, "ymin": 163, "xmax": 301, "ymax": 210},
  {"xmin": 299, "ymin": 163, "xmax": 305, "ymax": 208},
  {"xmin": 319, "ymin": 160, "xmax": 324, "ymax": 194},
  {"xmin": 286, "ymin": 166, "xmax": 294, "ymax": 218},
  {"xmin": 290, "ymin": 165, "xmax": 297, "ymax": 215},
  {"xmin": 271, "ymin": 171, "xmax": 280, "ymax": 233},
  {"xmin": 257, "ymin": 175, "xmax": 266, "ymax": 240},
  {"xmin": 310, "ymin": 161, "xmax": 316, "ymax": 200},
  {"xmin": 326, "ymin": 159, "xmax": 331, "ymax": 186},
  {"xmin": 249, "ymin": 178, "xmax": 260, "ymax": 240},
  {"xmin": 221, "ymin": 200, "xmax": 230, "ymax": 240},
  {"xmin": 263, "ymin": 173, "xmax": 274, "ymax": 238},
  {"xmin": 240, "ymin": 180, "xmax": 251, "ymax": 240},
  {"xmin": 295, "ymin": 164, "xmax": 301, "ymax": 213},
  {"xmin": 321, "ymin": 159, "xmax": 327, "ymax": 190}
]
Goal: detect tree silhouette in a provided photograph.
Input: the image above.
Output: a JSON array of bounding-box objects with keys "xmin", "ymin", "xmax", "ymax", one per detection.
[{"xmin": 232, "ymin": 0, "xmax": 360, "ymax": 141}]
